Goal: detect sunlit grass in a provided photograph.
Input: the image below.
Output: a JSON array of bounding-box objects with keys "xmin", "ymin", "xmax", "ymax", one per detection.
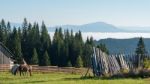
[{"xmin": 0, "ymin": 72, "xmax": 150, "ymax": 84}]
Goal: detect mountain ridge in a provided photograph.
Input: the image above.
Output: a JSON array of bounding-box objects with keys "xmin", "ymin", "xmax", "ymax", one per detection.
[
  {"xmin": 9, "ymin": 22, "xmax": 150, "ymax": 32},
  {"xmin": 48, "ymin": 22, "xmax": 123, "ymax": 32},
  {"xmin": 94, "ymin": 38, "xmax": 150, "ymax": 54}
]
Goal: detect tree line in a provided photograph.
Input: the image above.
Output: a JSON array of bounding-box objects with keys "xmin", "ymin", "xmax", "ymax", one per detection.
[{"xmin": 0, "ymin": 18, "xmax": 96, "ymax": 67}]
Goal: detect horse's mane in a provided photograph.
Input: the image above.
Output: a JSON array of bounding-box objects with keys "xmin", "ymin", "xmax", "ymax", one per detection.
[{"xmin": 22, "ymin": 58, "xmax": 27, "ymax": 65}]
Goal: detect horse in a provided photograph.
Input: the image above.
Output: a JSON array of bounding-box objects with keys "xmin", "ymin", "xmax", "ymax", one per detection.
[
  {"xmin": 17, "ymin": 64, "xmax": 32, "ymax": 76},
  {"xmin": 11, "ymin": 59, "xmax": 32, "ymax": 76}
]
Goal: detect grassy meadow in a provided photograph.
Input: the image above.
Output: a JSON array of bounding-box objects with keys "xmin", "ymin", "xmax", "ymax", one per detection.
[{"xmin": 0, "ymin": 72, "xmax": 150, "ymax": 84}]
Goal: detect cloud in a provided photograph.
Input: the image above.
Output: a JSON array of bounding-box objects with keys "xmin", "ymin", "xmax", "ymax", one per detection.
[{"xmin": 49, "ymin": 32, "xmax": 150, "ymax": 41}]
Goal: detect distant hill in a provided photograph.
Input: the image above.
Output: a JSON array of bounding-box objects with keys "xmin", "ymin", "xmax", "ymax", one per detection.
[
  {"xmin": 48, "ymin": 22, "xmax": 124, "ymax": 32},
  {"xmin": 10, "ymin": 22, "xmax": 150, "ymax": 32},
  {"xmin": 94, "ymin": 38, "xmax": 150, "ymax": 54}
]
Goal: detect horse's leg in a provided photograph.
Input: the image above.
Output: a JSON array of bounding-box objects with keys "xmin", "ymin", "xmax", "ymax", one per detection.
[
  {"xmin": 22, "ymin": 71, "xmax": 25, "ymax": 76},
  {"xmin": 25, "ymin": 71, "xmax": 27, "ymax": 76},
  {"xmin": 20, "ymin": 70, "xmax": 21, "ymax": 76},
  {"xmin": 29, "ymin": 69, "xmax": 32, "ymax": 76}
]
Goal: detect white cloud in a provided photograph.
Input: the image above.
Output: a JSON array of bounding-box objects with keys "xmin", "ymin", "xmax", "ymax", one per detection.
[{"xmin": 49, "ymin": 32, "xmax": 150, "ymax": 41}]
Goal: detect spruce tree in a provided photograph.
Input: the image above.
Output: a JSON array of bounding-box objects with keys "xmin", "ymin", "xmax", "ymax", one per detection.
[
  {"xmin": 5, "ymin": 22, "xmax": 12, "ymax": 48},
  {"xmin": 83, "ymin": 37, "xmax": 93, "ymax": 67},
  {"xmin": 21, "ymin": 18, "xmax": 29, "ymax": 62},
  {"xmin": 51, "ymin": 28, "xmax": 59, "ymax": 66},
  {"xmin": 6, "ymin": 22, "xmax": 11, "ymax": 34},
  {"xmin": 97, "ymin": 43, "xmax": 109, "ymax": 54},
  {"xmin": 10, "ymin": 28, "xmax": 22, "ymax": 63},
  {"xmin": 135, "ymin": 37, "xmax": 147, "ymax": 56},
  {"xmin": 31, "ymin": 48, "xmax": 39, "ymax": 65},
  {"xmin": 0, "ymin": 19, "xmax": 7, "ymax": 44},
  {"xmin": 41, "ymin": 51, "xmax": 50, "ymax": 66},
  {"xmin": 72, "ymin": 31, "xmax": 84, "ymax": 67},
  {"xmin": 39, "ymin": 21, "xmax": 51, "ymax": 65},
  {"xmin": 135, "ymin": 37, "xmax": 147, "ymax": 67},
  {"xmin": 57, "ymin": 28, "xmax": 64, "ymax": 67},
  {"xmin": 69, "ymin": 30, "xmax": 75, "ymax": 66},
  {"xmin": 61, "ymin": 29, "xmax": 70, "ymax": 67},
  {"xmin": 40, "ymin": 21, "xmax": 51, "ymax": 51},
  {"xmin": 75, "ymin": 56, "xmax": 83, "ymax": 68},
  {"xmin": 51, "ymin": 28, "xmax": 64, "ymax": 67}
]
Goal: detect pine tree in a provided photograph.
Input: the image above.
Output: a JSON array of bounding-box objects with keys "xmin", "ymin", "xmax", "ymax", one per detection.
[
  {"xmin": 39, "ymin": 21, "xmax": 51, "ymax": 65},
  {"xmin": 135, "ymin": 37, "xmax": 147, "ymax": 67},
  {"xmin": 0, "ymin": 19, "xmax": 7, "ymax": 44},
  {"xmin": 97, "ymin": 43, "xmax": 109, "ymax": 54},
  {"xmin": 18, "ymin": 27, "xmax": 22, "ymax": 39},
  {"xmin": 31, "ymin": 23, "xmax": 41, "ymax": 63},
  {"xmin": 21, "ymin": 18, "xmax": 29, "ymax": 62},
  {"xmin": 69, "ymin": 30, "xmax": 75, "ymax": 66},
  {"xmin": 40, "ymin": 21, "xmax": 51, "ymax": 51},
  {"xmin": 135, "ymin": 37, "xmax": 147, "ymax": 56},
  {"xmin": 6, "ymin": 22, "xmax": 11, "ymax": 34},
  {"xmin": 61, "ymin": 29, "xmax": 70, "ymax": 67},
  {"xmin": 10, "ymin": 27, "xmax": 22, "ymax": 63},
  {"xmin": 83, "ymin": 37, "xmax": 93, "ymax": 67},
  {"xmin": 31, "ymin": 48, "xmax": 39, "ymax": 65},
  {"xmin": 51, "ymin": 28, "xmax": 59, "ymax": 66},
  {"xmin": 72, "ymin": 31, "xmax": 84, "ymax": 67},
  {"xmin": 57, "ymin": 28, "xmax": 64, "ymax": 67},
  {"xmin": 5, "ymin": 22, "xmax": 12, "ymax": 48},
  {"xmin": 41, "ymin": 51, "xmax": 50, "ymax": 66},
  {"xmin": 51, "ymin": 28, "xmax": 64, "ymax": 66},
  {"xmin": 75, "ymin": 56, "xmax": 83, "ymax": 68}
]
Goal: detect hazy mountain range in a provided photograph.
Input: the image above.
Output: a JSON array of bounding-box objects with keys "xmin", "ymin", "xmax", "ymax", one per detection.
[
  {"xmin": 10, "ymin": 22, "xmax": 150, "ymax": 54},
  {"xmin": 10, "ymin": 22, "xmax": 150, "ymax": 32},
  {"xmin": 94, "ymin": 38, "xmax": 150, "ymax": 54}
]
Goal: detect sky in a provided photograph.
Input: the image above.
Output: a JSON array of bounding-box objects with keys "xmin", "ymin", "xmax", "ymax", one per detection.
[{"xmin": 1, "ymin": 0, "xmax": 150, "ymax": 27}]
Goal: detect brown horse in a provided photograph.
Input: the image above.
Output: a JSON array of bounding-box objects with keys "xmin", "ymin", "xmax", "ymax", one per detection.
[
  {"xmin": 12, "ymin": 59, "xmax": 32, "ymax": 76},
  {"xmin": 17, "ymin": 64, "xmax": 32, "ymax": 76}
]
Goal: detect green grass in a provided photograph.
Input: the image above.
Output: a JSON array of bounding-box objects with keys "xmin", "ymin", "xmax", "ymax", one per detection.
[{"xmin": 0, "ymin": 72, "xmax": 150, "ymax": 84}]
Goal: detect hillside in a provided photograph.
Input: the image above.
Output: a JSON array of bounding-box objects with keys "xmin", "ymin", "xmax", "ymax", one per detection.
[{"xmin": 95, "ymin": 38, "xmax": 150, "ymax": 54}]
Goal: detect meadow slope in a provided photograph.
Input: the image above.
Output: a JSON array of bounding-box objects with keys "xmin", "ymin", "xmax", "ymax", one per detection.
[{"xmin": 0, "ymin": 72, "xmax": 150, "ymax": 84}]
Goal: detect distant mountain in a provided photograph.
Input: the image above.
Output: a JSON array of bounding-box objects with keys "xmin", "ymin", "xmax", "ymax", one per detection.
[
  {"xmin": 10, "ymin": 22, "xmax": 150, "ymax": 32},
  {"xmin": 94, "ymin": 38, "xmax": 150, "ymax": 54},
  {"xmin": 48, "ymin": 22, "xmax": 124, "ymax": 32}
]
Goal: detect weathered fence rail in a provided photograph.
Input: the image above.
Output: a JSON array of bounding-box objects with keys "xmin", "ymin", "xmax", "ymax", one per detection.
[
  {"xmin": 92, "ymin": 47, "xmax": 150, "ymax": 76},
  {"xmin": 0, "ymin": 64, "xmax": 10, "ymax": 71},
  {"xmin": 0, "ymin": 65, "xmax": 87, "ymax": 74},
  {"xmin": 32, "ymin": 65, "xmax": 87, "ymax": 74}
]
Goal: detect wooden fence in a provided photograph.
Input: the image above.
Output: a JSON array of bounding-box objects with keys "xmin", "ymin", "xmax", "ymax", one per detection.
[
  {"xmin": 0, "ymin": 64, "xmax": 10, "ymax": 71},
  {"xmin": 31, "ymin": 65, "xmax": 87, "ymax": 74},
  {"xmin": 0, "ymin": 64, "xmax": 88, "ymax": 74},
  {"xmin": 91, "ymin": 47, "xmax": 150, "ymax": 76}
]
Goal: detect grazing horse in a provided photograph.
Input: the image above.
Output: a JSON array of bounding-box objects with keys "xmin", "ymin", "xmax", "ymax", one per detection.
[
  {"xmin": 11, "ymin": 59, "xmax": 32, "ymax": 76},
  {"xmin": 18, "ymin": 64, "xmax": 32, "ymax": 76}
]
